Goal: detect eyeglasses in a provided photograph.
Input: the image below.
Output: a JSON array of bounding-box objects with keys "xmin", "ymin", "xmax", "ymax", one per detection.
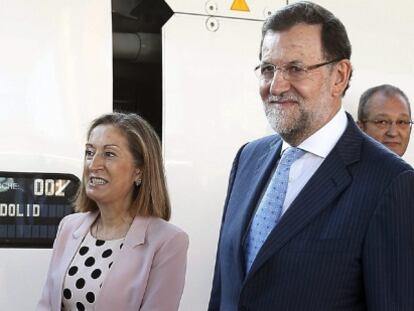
[
  {"xmin": 362, "ymin": 119, "xmax": 413, "ymax": 130},
  {"xmin": 254, "ymin": 59, "xmax": 342, "ymax": 82}
]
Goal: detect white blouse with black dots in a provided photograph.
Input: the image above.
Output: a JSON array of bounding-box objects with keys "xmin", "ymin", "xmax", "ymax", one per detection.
[{"xmin": 61, "ymin": 231, "xmax": 124, "ymax": 311}]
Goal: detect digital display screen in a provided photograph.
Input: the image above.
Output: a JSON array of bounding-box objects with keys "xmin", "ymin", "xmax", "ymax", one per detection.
[{"xmin": 0, "ymin": 172, "xmax": 80, "ymax": 248}]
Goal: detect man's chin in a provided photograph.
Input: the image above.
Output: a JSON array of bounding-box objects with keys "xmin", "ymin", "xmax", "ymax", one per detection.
[
  {"xmin": 266, "ymin": 113, "xmax": 298, "ymax": 133},
  {"xmin": 267, "ymin": 118, "xmax": 293, "ymax": 134},
  {"xmin": 383, "ymin": 142, "xmax": 401, "ymax": 152},
  {"xmin": 270, "ymin": 123, "xmax": 300, "ymax": 142}
]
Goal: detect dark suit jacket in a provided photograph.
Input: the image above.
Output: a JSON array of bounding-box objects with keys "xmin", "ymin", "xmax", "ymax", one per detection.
[{"xmin": 209, "ymin": 116, "xmax": 414, "ymax": 311}]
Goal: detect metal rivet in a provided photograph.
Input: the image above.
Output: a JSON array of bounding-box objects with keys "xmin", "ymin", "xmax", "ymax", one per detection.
[
  {"xmin": 206, "ymin": 17, "xmax": 219, "ymax": 32},
  {"xmin": 264, "ymin": 7, "xmax": 272, "ymax": 17},
  {"xmin": 205, "ymin": 1, "xmax": 218, "ymax": 14}
]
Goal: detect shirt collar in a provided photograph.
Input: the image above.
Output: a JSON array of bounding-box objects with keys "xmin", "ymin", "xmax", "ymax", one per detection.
[{"xmin": 281, "ymin": 107, "xmax": 348, "ymax": 158}]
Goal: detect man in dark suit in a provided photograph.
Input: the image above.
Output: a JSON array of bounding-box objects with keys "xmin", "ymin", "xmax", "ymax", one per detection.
[
  {"xmin": 209, "ymin": 2, "xmax": 414, "ymax": 310},
  {"xmin": 357, "ymin": 84, "xmax": 412, "ymax": 156}
]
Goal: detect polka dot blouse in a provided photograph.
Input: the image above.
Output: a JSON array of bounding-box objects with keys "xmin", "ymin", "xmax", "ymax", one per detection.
[{"xmin": 62, "ymin": 231, "xmax": 124, "ymax": 311}]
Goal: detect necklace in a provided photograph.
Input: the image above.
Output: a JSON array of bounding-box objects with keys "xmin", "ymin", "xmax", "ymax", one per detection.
[
  {"xmin": 94, "ymin": 218, "xmax": 101, "ymax": 239},
  {"xmin": 93, "ymin": 216, "xmax": 133, "ymax": 240}
]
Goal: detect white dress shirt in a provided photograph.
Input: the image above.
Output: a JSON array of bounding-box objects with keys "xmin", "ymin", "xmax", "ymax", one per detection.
[{"xmin": 279, "ymin": 107, "xmax": 348, "ymax": 216}]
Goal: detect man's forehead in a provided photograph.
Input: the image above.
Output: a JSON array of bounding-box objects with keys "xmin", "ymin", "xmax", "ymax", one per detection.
[
  {"xmin": 368, "ymin": 93, "xmax": 410, "ymax": 112},
  {"xmin": 367, "ymin": 96, "xmax": 411, "ymax": 118},
  {"xmin": 261, "ymin": 24, "xmax": 324, "ymax": 61}
]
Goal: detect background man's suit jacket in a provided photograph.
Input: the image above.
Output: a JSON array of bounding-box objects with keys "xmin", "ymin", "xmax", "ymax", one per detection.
[
  {"xmin": 209, "ymin": 117, "xmax": 414, "ymax": 311},
  {"xmin": 36, "ymin": 211, "xmax": 188, "ymax": 311}
]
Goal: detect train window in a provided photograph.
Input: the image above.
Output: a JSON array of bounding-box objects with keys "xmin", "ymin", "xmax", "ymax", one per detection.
[
  {"xmin": 0, "ymin": 172, "xmax": 80, "ymax": 248},
  {"xmin": 112, "ymin": 0, "xmax": 173, "ymax": 138}
]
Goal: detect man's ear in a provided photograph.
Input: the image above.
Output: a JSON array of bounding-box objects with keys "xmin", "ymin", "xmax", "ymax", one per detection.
[{"xmin": 331, "ymin": 59, "xmax": 352, "ymax": 97}]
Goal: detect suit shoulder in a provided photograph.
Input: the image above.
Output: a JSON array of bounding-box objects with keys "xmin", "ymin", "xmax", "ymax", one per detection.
[
  {"xmin": 61, "ymin": 211, "xmax": 90, "ymax": 223},
  {"xmin": 361, "ymin": 136, "xmax": 413, "ymax": 173},
  {"xmin": 239, "ymin": 134, "xmax": 280, "ymax": 157},
  {"xmin": 58, "ymin": 212, "xmax": 93, "ymax": 232},
  {"xmin": 147, "ymin": 218, "xmax": 188, "ymax": 244},
  {"xmin": 245, "ymin": 134, "xmax": 280, "ymax": 149}
]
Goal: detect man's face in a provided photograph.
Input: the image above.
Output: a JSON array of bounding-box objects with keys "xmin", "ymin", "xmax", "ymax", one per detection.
[
  {"xmin": 359, "ymin": 93, "xmax": 411, "ymax": 156},
  {"xmin": 259, "ymin": 24, "xmax": 342, "ymax": 145}
]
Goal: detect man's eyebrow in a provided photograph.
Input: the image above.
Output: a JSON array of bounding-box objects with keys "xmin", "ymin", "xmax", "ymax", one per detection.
[
  {"xmin": 286, "ymin": 60, "xmax": 304, "ymax": 64},
  {"xmin": 260, "ymin": 60, "xmax": 304, "ymax": 66},
  {"xmin": 397, "ymin": 113, "xmax": 411, "ymax": 118}
]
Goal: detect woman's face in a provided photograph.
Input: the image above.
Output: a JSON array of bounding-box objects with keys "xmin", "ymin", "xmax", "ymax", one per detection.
[{"xmin": 84, "ymin": 124, "xmax": 140, "ymax": 208}]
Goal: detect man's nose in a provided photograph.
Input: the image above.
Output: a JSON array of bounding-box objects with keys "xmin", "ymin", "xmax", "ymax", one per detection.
[
  {"xmin": 385, "ymin": 122, "xmax": 399, "ymax": 136},
  {"xmin": 269, "ymin": 70, "xmax": 291, "ymax": 96}
]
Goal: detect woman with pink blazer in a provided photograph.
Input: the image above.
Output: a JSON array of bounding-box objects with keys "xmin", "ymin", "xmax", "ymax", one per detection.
[{"xmin": 36, "ymin": 113, "xmax": 188, "ymax": 311}]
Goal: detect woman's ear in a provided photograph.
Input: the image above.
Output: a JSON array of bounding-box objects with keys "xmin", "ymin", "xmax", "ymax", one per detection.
[
  {"xmin": 332, "ymin": 59, "xmax": 352, "ymax": 97},
  {"xmin": 134, "ymin": 169, "xmax": 142, "ymax": 186}
]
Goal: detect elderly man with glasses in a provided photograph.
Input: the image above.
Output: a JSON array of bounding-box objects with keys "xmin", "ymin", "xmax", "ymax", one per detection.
[
  {"xmin": 209, "ymin": 2, "xmax": 414, "ymax": 311},
  {"xmin": 357, "ymin": 84, "xmax": 412, "ymax": 156}
]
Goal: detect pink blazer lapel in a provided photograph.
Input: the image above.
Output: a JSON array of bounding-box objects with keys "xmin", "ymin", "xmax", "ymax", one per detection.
[
  {"xmin": 94, "ymin": 217, "xmax": 150, "ymax": 311},
  {"xmin": 50, "ymin": 212, "xmax": 99, "ymax": 310}
]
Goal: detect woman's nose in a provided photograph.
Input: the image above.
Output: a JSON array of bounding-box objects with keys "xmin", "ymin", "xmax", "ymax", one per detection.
[{"xmin": 88, "ymin": 153, "xmax": 104, "ymax": 170}]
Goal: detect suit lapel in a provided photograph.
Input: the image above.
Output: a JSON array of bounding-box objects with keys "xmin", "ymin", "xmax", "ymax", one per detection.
[
  {"xmin": 229, "ymin": 138, "xmax": 282, "ymax": 280},
  {"xmin": 238, "ymin": 139, "xmax": 282, "ymax": 246},
  {"xmin": 95, "ymin": 216, "xmax": 149, "ymax": 310},
  {"xmin": 221, "ymin": 137, "xmax": 281, "ymax": 281},
  {"xmin": 64, "ymin": 212, "xmax": 97, "ymax": 268},
  {"xmin": 51, "ymin": 212, "xmax": 98, "ymax": 310},
  {"xmin": 246, "ymin": 116, "xmax": 363, "ymax": 278}
]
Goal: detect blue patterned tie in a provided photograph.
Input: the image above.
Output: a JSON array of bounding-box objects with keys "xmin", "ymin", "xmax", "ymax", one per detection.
[{"xmin": 245, "ymin": 147, "xmax": 305, "ymax": 271}]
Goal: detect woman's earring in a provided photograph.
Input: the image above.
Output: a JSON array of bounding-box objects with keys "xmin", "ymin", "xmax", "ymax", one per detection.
[{"xmin": 135, "ymin": 178, "xmax": 142, "ymax": 187}]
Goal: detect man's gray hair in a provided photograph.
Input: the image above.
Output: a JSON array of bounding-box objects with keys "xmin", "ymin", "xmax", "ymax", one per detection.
[{"xmin": 358, "ymin": 84, "xmax": 411, "ymax": 121}]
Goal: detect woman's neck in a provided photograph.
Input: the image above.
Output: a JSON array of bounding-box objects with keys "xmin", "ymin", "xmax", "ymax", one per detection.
[{"xmin": 92, "ymin": 205, "xmax": 135, "ymax": 240}]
